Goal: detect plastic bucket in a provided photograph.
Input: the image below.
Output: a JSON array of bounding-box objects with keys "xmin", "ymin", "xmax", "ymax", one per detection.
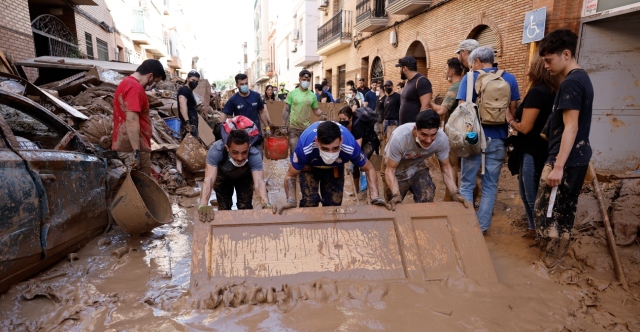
[
  {"xmin": 164, "ymin": 117, "xmax": 181, "ymax": 138},
  {"xmin": 264, "ymin": 136, "xmax": 289, "ymax": 160},
  {"xmin": 110, "ymin": 170, "xmax": 172, "ymax": 235}
]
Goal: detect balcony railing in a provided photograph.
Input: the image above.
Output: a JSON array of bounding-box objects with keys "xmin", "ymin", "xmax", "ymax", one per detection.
[
  {"xmin": 131, "ymin": 10, "xmax": 149, "ymax": 34},
  {"xmin": 318, "ymin": 10, "xmax": 353, "ymax": 49},
  {"xmin": 356, "ymin": 0, "xmax": 386, "ymax": 22}
]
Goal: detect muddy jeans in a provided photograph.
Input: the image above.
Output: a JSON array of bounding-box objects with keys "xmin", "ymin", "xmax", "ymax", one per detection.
[
  {"xmin": 519, "ymin": 153, "xmax": 540, "ymax": 230},
  {"xmin": 118, "ymin": 151, "xmax": 151, "ymax": 175},
  {"xmin": 381, "ymin": 164, "xmax": 436, "ymax": 203},
  {"xmin": 288, "ymin": 128, "xmax": 304, "ymax": 153},
  {"xmin": 534, "ymin": 163, "xmax": 588, "ymax": 262},
  {"xmin": 214, "ymin": 174, "xmax": 254, "ymax": 210},
  {"xmin": 299, "ymin": 166, "xmax": 345, "ymax": 207}
]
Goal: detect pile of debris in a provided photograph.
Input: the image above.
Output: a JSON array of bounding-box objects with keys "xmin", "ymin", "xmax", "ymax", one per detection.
[{"xmin": 0, "ymin": 56, "xmax": 223, "ymax": 193}]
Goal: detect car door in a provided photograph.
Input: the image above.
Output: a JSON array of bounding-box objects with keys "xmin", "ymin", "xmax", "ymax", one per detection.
[
  {"xmin": 0, "ymin": 91, "xmax": 108, "ymax": 261},
  {"xmin": 0, "ymin": 112, "xmax": 44, "ymax": 293}
]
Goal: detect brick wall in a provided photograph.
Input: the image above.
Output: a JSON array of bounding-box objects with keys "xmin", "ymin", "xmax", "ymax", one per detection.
[
  {"xmin": 322, "ymin": 0, "xmax": 584, "ymax": 100},
  {"xmin": 75, "ymin": 0, "xmax": 116, "ymax": 61},
  {"xmin": 0, "ymin": 0, "xmax": 36, "ymax": 80}
]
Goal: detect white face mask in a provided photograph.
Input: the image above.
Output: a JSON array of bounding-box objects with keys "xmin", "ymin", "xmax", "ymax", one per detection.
[
  {"xmin": 347, "ymin": 93, "xmax": 353, "ymax": 99},
  {"xmin": 229, "ymin": 157, "xmax": 248, "ymax": 167},
  {"xmin": 375, "ymin": 91, "xmax": 380, "ymax": 96},
  {"xmin": 300, "ymin": 81, "xmax": 310, "ymax": 89},
  {"xmin": 319, "ymin": 150, "xmax": 340, "ymax": 164},
  {"xmin": 415, "ymin": 136, "xmax": 429, "ymax": 149}
]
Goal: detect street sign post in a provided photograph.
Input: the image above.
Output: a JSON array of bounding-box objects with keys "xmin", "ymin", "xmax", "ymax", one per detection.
[{"xmin": 522, "ymin": 7, "xmax": 546, "ymax": 44}]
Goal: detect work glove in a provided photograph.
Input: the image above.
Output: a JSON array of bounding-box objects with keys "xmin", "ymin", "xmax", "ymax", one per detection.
[
  {"xmin": 264, "ymin": 127, "xmax": 272, "ymax": 138},
  {"xmin": 276, "ymin": 199, "xmax": 297, "ymax": 215},
  {"xmin": 319, "ymin": 113, "xmax": 328, "ymax": 121},
  {"xmin": 451, "ymin": 191, "xmax": 471, "ymax": 209},
  {"xmin": 280, "ymin": 126, "xmax": 289, "ymax": 136},
  {"xmin": 370, "ymin": 197, "xmax": 389, "ymax": 209},
  {"xmin": 130, "ymin": 149, "xmax": 140, "ymax": 170},
  {"xmin": 198, "ymin": 205, "xmax": 215, "ymax": 222},
  {"xmin": 387, "ymin": 193, "xmax": 403, "ymax": 211}
]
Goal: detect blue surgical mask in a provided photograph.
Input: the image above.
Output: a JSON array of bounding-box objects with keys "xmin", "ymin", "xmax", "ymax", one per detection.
[
  {"xmin": 300, "ymin": 81, "xmax": 310, "ymax": 90},
  {"xmin": 240, "ymin": 85, "xmax": 249, "ymax": 94}
]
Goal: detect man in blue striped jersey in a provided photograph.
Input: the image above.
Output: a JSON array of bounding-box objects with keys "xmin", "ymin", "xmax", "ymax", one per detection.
[{"xmin": 276, "ymin": 121, "xmax": 390, "ymax": 214}]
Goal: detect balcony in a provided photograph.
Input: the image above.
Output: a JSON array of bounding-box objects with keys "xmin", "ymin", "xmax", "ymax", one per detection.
[
  {"xmin": 168, "ymin": 55, "xmax": 181, "ymax": 69},
  {"xmin": 386, "ymin": 0, "xmax": 431, "ymax": 15},
  {"xmin": 131, "ymin": 9, "xmax": 168, "ymax": 57},
  {"xmin": 355, "ymin": 0, "xmax": 387, "ymax": 32},
  {"xmin": 254, "ymin": 59, "xmax": 271, "ymax": 84},
  {"xmin": 317, "ymin": 10, "xmax": 353, "ymax": 56}
]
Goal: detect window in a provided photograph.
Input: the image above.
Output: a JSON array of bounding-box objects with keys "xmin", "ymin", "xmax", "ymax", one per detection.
[
  {"xmin": 0, "ymin": 104, "xmax": 61, "ymax": 150},
  {"xmin": 97, "ymin": 38, "xmax": 109, "ymax": 61},
  {"xmin": 85, "ymin": 32, "xmax": 94, "ymax": 60}
]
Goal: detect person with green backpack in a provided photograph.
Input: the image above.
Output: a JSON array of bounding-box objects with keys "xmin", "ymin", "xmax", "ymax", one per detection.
[{"xmin": 455, "ymin": 46, "xmax": 521, "ymax": 234}]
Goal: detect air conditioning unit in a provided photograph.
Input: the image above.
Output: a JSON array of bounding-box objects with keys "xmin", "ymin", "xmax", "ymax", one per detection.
[
  {"xmin": 292, "ymin": 29, "xmax": 300, "ymax": 41},
  {"xmin": 318, "ymin": 0, "xmax": 329, "ymax": 9}
]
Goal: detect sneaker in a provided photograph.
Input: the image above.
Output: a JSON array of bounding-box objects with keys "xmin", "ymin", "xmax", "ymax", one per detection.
[{"xmin": 522, "ymin": 230, "xmax": 537, "ymax": 240}]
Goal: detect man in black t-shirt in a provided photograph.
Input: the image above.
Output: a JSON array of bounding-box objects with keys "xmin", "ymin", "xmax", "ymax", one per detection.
[
  {"xmin": 178, "ymin": 70, "xmax": 200, "ymax": 138},
  {"xmin": 376, "ymin": 80, "xmax": 401, "ymax": 149},
  {"xmin": 396, "ymin": 56, "xmax": 433, "ymax": 124},
  {"xmin": 534, "ymin": 29, "xmax": 594, "ymax": 268}
]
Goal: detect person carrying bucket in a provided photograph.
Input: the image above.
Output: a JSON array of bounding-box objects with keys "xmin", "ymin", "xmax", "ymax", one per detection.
[{"xmin": 198, "ymin": 116, "xmax": 275, "ymax": 221}]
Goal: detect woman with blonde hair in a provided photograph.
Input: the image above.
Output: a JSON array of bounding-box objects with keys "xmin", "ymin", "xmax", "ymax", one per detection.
[{"xmin": 506, "ymin": 55, "xmax": 560, "ymax": 239}]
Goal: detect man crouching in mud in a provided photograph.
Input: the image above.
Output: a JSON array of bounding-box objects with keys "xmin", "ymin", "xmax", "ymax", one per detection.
[
  {"xmin": 534, "ymin": 29, "xmax": 594, "ymax": 268},
  {"xmin": 277, "ymin": 121, "xmax": 390, "ymax": 214},
  {"xmin": 198, "ymin": 118, "xmax": 274, "ymax": 222},
  {"xmin": 383, "ymin": 110, "xmax": 470, "ymax": 210}
]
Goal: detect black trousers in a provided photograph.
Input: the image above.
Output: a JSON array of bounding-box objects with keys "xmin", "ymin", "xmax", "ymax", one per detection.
[
  {"xmin": 214, "ymin": 174, "xmax": 254, "ymax": 210},
  {"xmin": 299, "ymin": 166, "xmax": 345, "ymax": 207}
]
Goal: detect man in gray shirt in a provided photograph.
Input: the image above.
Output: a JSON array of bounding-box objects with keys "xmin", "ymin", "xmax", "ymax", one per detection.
[
  {"xmin": 383, "ymin": 110, "xmax": 469, "ymax": 210},
  {"xmin": 198, "ymin": 128, "xmax": 272, "ymax": 221}
]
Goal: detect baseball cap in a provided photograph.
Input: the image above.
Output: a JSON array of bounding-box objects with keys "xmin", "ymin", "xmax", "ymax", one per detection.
[
  {"xmin": 415, "ymin": 109, "xmax": 441, "ymax": 129},
  {"xmin": 358, "ymin": 78, "xmax": 364, "ymax": 82},
  {"xmin": 395, "ymin": 56, "xmax": 417, "ymax": 68},
  {"xmin": 279, "ymin": 82, "xmax": 286, "ymax": 86},
  {"xmin": 187, "ymin": 70, "xmax": 200, "ymax": 78},
  {"xmin": 383, "ymin": 80, "xmax": 393, "ymax": 87},
  {"xmin": 299, "ymin": 69, "xmax": 311, "ymax": 78},
  {"xmin": 455, "ymin": 39, "xmax": 480, "ymax": 54}
]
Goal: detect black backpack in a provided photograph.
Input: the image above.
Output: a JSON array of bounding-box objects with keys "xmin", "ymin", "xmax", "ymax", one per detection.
[{"xmin": 355, "ymin": 106, "xmax": 377, "ymax": 124}]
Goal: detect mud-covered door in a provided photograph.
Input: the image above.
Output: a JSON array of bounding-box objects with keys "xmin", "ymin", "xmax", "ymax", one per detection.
[
  {"xmin": 0, "ymin": 97, "xmax": 108, "ymax": 258},
  {"xmin": 0, "ymin": 114, "xmax": 43, "ymax": 286}
]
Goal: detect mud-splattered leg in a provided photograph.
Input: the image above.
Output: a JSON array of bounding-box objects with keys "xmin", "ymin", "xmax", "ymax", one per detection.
[
  {"xmin": 213, "ymin": 176, "xmax": 235, "ymax": 210},
  {"xmin": 409, "ymin": 168, "xmax": 436, "ymax": 203},
  {"xmin": 319, "ymin": 166, "xmax": 345, "ymax": 206},
  {"xmin": 534, "ymin": 163, "xmax": 588, "ymax": 267},
  {"xmin": 288, "ymin": 128, "xmax": 303, "ymax": 153},
  {"xmin": 234, "ymin": 175, "xmax": 255, "ymax": 210},
  {"xmin": 299, "ymin": 168, "xmax": 321, "ymax": 207}
]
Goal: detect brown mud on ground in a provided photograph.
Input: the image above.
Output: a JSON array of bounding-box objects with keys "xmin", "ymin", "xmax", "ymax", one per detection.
[{"xmin": 1, "ymin": 160, "xmax": 639, "ymax": 331}]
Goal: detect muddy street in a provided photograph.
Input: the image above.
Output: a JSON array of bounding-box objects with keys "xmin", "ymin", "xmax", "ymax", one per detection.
[{"xmin": 0, "ymin": 159, "xmax": 638, "ymax": 331}]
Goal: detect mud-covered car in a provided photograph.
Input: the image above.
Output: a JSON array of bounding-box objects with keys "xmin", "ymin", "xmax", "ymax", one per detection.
[{"xmin": 0, "ymin": 88, "xmax": 108, "ymax": 294}]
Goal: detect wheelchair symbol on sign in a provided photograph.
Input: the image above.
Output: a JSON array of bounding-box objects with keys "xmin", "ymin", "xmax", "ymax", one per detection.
[{"xmin": 526, "ymin": 15, "xmax": 540, "ymax": 39}]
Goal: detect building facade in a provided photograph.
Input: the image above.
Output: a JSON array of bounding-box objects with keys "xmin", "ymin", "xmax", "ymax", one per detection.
[
  {"xmin": 316, "ymin": 0, "xmax": 584, "ymax": 101},
  {"xmin": 0, "ymin": 0, "xmax": 200, "ymax": 82}
]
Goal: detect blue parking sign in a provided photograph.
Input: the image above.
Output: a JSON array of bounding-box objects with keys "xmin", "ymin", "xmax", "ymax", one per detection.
[{"xmin": 522, "ymin": 7, "xmax": 546, "ymax": 44}]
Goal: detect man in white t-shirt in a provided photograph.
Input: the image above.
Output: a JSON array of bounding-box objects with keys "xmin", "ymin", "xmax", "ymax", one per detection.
[{"xmin": 383, "ymin": 110, "xmax": 470, "ymax": 210}]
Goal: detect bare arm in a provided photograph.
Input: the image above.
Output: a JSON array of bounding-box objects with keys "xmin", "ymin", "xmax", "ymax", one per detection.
[
  {"xmin": 282, "ymin": 103, "xmax": 291, "ymax": 127},
  {"xmin": 430, "ymin": 102, "xmax": 449, "ymax": 116},
  {"xmin": 384, "ymin": 158, "xmax": 401, "ymax": 197},
  {"xmin": 283, "ymin": 164, "xmax": 301, "ymax": 202},
  {"xmin": 178, "ymin": 95, "xmax": 189, "ymax": 122},
  {"xmin": 259, "ymin": 106, "xmax": 272, "ymax": 128},
  {"xmin": 509, "ymin": 100, "xmax": 518, "ymax": 118},
  {"xmin": 509, "ymin": 108, "xmax": 540, "ymax": 134},
  {"xmin": 199, "ymin": 164, "xmax": 218, "ymax": 206},
  {"xmin": 360, "ymin": 159, "xmax": 380, "ymax": 199},
  {"xmin": 251, "ymin": 170, "xmax": 270, "ymax": 207},
  {"xmin": 419, "ymin": 93, "xmax": 432, "ymax": 111},
  {"xmin": 312, "ymin": 108, "xmax": 325, "ymax": 117},
  {"xmin": 219, "ymin": 113, "xmax": 228, "ymax": 122},
  {"xmin": 438, "ymin": 157, "xmax": 459, "ymax": 195},
  {"xmin": 125, "ymin": 111, "xmax": 141, "ymax": 150},
  {"xmin": 356, "ymin": 138, "xmax": 363, "ymax": 146},
  {"xmin": 547, "ymin": 110, "xmax": 580, "ymax": 187}
]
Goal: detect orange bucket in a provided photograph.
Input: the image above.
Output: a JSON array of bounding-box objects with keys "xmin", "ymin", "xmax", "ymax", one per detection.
[{"xmin": 264, "ymin": 136, "xmax": 289, "ymax": 160}]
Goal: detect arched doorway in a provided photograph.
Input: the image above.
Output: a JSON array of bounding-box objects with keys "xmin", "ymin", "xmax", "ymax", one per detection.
[
  {"xmin": 405, "ymin": 41, "xmax": 428, "ymax": 77},
  {"xmin": 31, "ymin": 15, "xmax": 80, "ymax": 58},
  {"xmin": 370, "ymin": 56, "xmax": 384, "ymax": 83},
  {"xmin": 469, "ymin": 25, "xmax": 499, "ymax": 66}
]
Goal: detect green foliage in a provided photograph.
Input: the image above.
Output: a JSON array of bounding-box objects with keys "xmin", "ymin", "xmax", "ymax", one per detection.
[{"xmin": 211, "ymin": 75, "xmax": 236, "ymax": 91}]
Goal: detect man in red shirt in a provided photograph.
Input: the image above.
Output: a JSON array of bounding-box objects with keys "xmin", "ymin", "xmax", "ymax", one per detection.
[{"xmin": 112, "ymin": 59, "xmax": 166, "ymax": 174}]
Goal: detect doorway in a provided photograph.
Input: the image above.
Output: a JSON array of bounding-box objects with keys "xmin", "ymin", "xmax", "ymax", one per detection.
[{"xmin": 406, "ymin": 41, "xmax": 428, "ymax": 77}]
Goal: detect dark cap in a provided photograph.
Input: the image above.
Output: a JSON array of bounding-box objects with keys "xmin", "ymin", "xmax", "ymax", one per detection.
[
  {"xmin": 187, "ymin": 70, "xmax": 200, "ymax": 78},
  {"xmin": 299, "ymin": 69, "xmax": 311, "ymax": 78},
  {"xmin": 383, "ymin": 80, "xmax": 393, "ymax": 86},
  {"xmin": 415, "ymin": 109, "xmax": 441, "ymax": 129},
  {"xmin": 358, "ymin": 78, "xmax": 364, "ymax": 82},
  {"xmin": 395, "ymin": 56, "xmax": 417, "ymax": 68}
]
